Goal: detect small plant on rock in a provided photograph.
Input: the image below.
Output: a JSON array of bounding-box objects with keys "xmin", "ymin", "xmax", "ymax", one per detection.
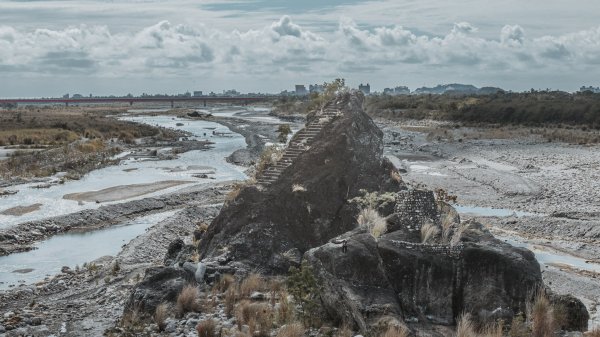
[
  {"xmin": 292, "ymin": 184, "xmax": 306, "ymax": 192},
  {"xmin": 357, "ymin": 207, "xmax": 387, "ymax": 240},
  {"xmin": 278, "ymin": 124, "xmax": 292, "ymax": 143},
  {"xmin": 420, "ymin": 223, "xmax": 440, "ymax": 243}
]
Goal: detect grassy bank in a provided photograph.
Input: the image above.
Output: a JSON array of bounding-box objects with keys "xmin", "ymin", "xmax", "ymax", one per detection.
[{"xmin": 0, "ymin": 107, "xmax": 182, "ymax": 180}]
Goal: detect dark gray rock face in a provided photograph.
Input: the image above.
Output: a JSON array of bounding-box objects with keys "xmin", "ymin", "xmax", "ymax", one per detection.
[
  {"xmin": 198, "ymin": 92, "xmax": 403, "ymax": 274},
  {"xmin": 189, "ymin": 91, "xmax": 588, "ymax": 333},
  {"xmin": 124, "ymin": 267, "xmax": 196, "ymax": 315},
  {"xmin": 306, "ymin": 227, "xmax": 543, "ymax": 330},
  {"xmin": 549, "ymin": 293, "xmax": 590, "ymax": 332}
]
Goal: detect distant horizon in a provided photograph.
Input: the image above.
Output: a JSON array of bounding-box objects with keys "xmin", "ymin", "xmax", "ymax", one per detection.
[
  {"xmin": 1, "ymin": 1, "xmax": 600, "ymax": 97},
  {"xmin": 1, "ymin": 81, "xmax": 598, "ymax": 100}
]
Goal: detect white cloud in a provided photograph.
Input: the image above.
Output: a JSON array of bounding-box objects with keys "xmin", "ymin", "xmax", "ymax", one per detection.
[{"xmin": 1, "ymin": 14, "xmax": 600, "ymax": 93}]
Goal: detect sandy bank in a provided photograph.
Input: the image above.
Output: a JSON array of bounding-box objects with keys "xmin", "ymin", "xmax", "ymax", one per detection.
[
  {"xmin": 1, "ymin": 203, "xmax": 42, "ymax": 216},
  {"xmin": 63, "ymin": 180, "xmax": 193, "ymax": 203}
]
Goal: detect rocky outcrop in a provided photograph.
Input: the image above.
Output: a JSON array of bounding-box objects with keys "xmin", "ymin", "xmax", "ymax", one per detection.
[
  {"xmin": 193, "ymin": 91, "xmax": 588, "ymax": 333},
  {"xmin": 305, "ymin": 211, "xmax": 543, "ymax": 330},
  {"xmin": 124, "ymin": 266, "xmax": 196, "ymax": 315},
  {"xmin": 198, "ymin": 91, "xmax": 403, "ymax": 274}
]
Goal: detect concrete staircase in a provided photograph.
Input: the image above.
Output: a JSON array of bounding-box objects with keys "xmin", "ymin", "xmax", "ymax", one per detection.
[{"xmin": 256, "ymin": 108, "xmax": 341, "ymax": 186}]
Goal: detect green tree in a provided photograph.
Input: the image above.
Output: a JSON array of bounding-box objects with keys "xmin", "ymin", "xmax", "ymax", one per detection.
[{"xmin": 287, "ymin": 262, "xmax": 321, "ymax": 327}]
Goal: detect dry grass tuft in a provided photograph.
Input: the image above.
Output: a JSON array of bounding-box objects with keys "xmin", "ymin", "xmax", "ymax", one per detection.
[
  {"xmin": 236, "ymin": 301, "xmax": 273, "ymax": 337},
  {"xmin": 335, "ymin": 325, "xmax": 354, "ymax": 337},
  {"xmin": 481, "ymin": 321, "xmax": 504, "ymax": 337},
  {"xmin": 226, "ymin": 178, "xmax": 256, "ymax": 202},
  {"xmin": 357, "ymin": 207, "xmax": 388, "ymax": 239},
  {"xmin": 531, "ymin": 291, "xmax": 555, "ymax": 337},
  {"xmin": 276, "ymin": 323, "xmax": 305, "ymax": 337},
  {"xmin": 240, "ymin": 273, "xmax": 265, "ymax": 298},
  {"xmin": 292, "ymin": 184, "xmax": 306, "ymax": 192},
  {"xmin": 196, "ymin": 319, "xmax": 217, "ymax": 337},
  {"xmin": 276, "ymin": 290, "xmax": 294, "ymax": 325},
  {"xmin": 450, "ymin": 223, "xmax": 467, "ymax": 246},
  {"xmin": 509, "ymin": 313, "xmax": 529, "ymax": 337},
  {"xmin": 225, "ymin": 286, "xmax": 237, "ymax": 318},
  {"xmin": 456, "ymin": 313, "xmax": 477, "ymax": 337},
  {"xmin": 154, "ymin": 303, "xmax": 169, "ymax": 332},
  {"xmin": 254, "ymin": 145, "xmax": 284, "ymax": 178},
  {"xmin": 420, "ymin": 223, "xmax": 440, "ymax": 243},
  {"xmin": 381, "ymin": 325, "xmax": 410, "ymax": 337},
  {"xmin": 390, "ymin": 169, "xmax": 402, "ymax": 183},
  {"xmin": 176, "ymin": 284, "xmax": 200, "ymax": 317},
  {"xmin": 216, "ymin": 274, "xmax": 236, "ymax": 292}
]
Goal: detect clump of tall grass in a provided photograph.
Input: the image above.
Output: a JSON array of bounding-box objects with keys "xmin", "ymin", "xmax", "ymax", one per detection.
[
  {"xmin": 420, "ymin": 223, "xmax": 440, "ymax": 243},
  {"xmin": 530, "ymin": 291, "xmax": 555, "ymax": 337},
  {"xmin": 381, "ymin": 325, "xmax": 410, "ymax": 337},
  {"xmin": 276, "ymin": 323, "xmax": 304, "ymax": 337},
  {"xmin": 176, "ymin": 284, "xmax": 200, "ymax": 317},
  {"xmin": 240, "ymin": 273, "xmax": 266, "ymax": 298},
  {"xmin": 357, "ymin": 207, "xmax": 387, "ymax": 240},
  {"xmin": 154, "ymin": 303, "xmax": 169, "ymax": 332}
]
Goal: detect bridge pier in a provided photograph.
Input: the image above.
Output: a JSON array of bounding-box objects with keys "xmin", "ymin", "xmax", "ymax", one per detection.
[
  {"xmin": 171, "ymin": 100, "xmax": 174, "ymax": 108},
  {"xmin": 65, "ymin": 102, "xmax": 69, "ymax": 107},
  {"xmin": 203, "ymin": 100, "xmax": 206, "ymax": 107},
  {"xmin": 129, "ymin": 101, "xmax": 133, "ymax": 106}
]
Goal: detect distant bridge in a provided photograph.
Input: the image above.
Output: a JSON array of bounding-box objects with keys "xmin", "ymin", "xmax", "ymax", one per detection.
[{"xmin": 0, "ymin": 96, "xmax": 269, "ymax": 108}]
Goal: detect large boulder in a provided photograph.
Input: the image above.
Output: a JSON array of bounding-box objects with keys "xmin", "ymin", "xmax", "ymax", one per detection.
[
  {"xmin": 306, "ymin": 228, "xmax": 543, "ymax": 330},
  {"xmin": 198, "ymin": 91, "xmax": 403, "ymax": 273},
  {"xmin": 123, "ymin": 266, "xmax": 196, "ymax": 315}
]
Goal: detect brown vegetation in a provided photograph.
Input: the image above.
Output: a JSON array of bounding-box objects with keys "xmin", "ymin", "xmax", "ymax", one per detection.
[
  {"xmin": 240, "ymin": 273, "xmax": 266, "ymax": 298},
  {"xmin": 0, "ymin": 107, "xmax": 182, "ymax": 179},
  {"xmin": 276, "ymin": 323, "xmax": 305, "ymax": 337},
  {"xmin": 154, "ymin": 303, "xmax": 169, "ymax": 332},
  {"xmin": 530, "ymin": 291, "xmax": 555, "ymax": 337},
  {"xmin": 176, "ymin": 284, "xmax": 200, "ymax": 317},
  {"xmin": 381, "ymin": 325, "xmax": 410, "ymax": 337},
  {"xmin": 196, "ymin": 319, "xmax": 217, "ymax": 337}
]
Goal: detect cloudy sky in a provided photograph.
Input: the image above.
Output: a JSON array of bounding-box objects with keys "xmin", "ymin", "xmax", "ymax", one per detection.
[{"xmin": 1, "ymin": 0, "xmax": 599, "ymax": 97}]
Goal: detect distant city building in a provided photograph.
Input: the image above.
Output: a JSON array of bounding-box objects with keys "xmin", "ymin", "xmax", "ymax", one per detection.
[
  {"xmin": 62, "ymin": 93, "xmax": 69, "ymax": 99},
  {"xmin": 309, "ymin": 84, "xmax": 324, "ymax": 94},
  {"xmin": 295, "ymin": 85, "xmax": 308, "ymax": 96},
  {"xmin": 223, "ymin": 89, "xmax": 240, "ymax": 96},
  {"xmin": 383, "ymin": 86, "xmax": 410, "ymax": 95},
  {"xmin": 580, "ymin": 86, "xmax": 600, "ymax": 93},
  {"xmin": 72, "ymin": 94, "xmax": 83, "ymax": 99},
  {"xmin": 193, "ymin": 91, "xmax": 203, "ymax": 97},
  {"xmin": 358, "ymin": 83, "xmax": 371, "ymax": 95}
]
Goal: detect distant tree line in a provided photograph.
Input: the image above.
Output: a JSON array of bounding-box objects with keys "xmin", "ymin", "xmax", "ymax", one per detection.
[{"xmin": 365, "ymin": 91, "xmax": 600, "ymax": 127}]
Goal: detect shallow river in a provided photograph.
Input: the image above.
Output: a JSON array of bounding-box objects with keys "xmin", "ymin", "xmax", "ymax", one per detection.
[
  {"xmin": 0, "ymin": 210, "xmax": 179, "ymax": 289},
  {"xmin": 0, "ymin": 110, "xmax": 253, "ymax": 289},
  {"xmin": 0, "ymin": 115, "xmax": 247, "ymax": 228}
]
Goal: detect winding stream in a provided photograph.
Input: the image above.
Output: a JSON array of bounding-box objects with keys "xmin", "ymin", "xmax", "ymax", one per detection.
[{"xmin": 0, "ymin": 110, "xmax": 255, "ymax": 289}]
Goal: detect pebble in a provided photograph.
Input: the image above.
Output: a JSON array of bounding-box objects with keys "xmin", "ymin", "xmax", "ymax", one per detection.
[
  {"xmin": 0, "ymin": 325, "xmax": 5, "ymax": 333},
  {"xmin": 165, "ymin": 319, "xmax": 177, "ymax": 333},
  {"xmin": 250, "ymin": 291, "xmax": 265, "ymax": 301}
]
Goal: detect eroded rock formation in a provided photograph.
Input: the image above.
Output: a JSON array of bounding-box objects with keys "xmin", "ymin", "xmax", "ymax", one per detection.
[
  {"xmin": 198, "ymin": 92, "xmax": 402, "ymax": 274},
  {"xmin": 127, "ymin": 91, "xmax": 588, "ymax": 333}
]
